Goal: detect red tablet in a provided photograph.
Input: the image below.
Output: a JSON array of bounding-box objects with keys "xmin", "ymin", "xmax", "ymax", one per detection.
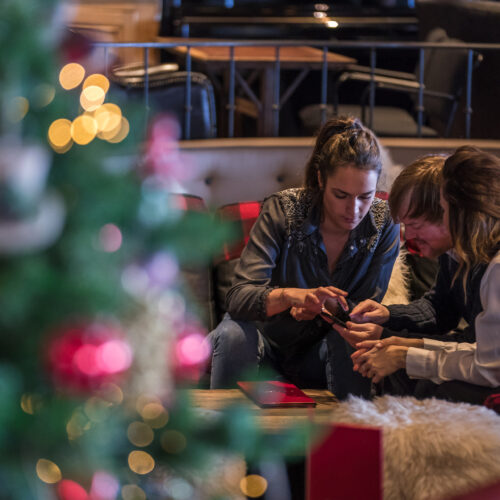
[{"xmin": 237, "ymin": 380, "xmax": 317, "ymax": 408}]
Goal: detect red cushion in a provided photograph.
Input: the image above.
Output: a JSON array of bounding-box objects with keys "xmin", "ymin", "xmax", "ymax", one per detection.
[{"xmin": 217, "ymin": 201, "xmax": 262, "ymax": 261}]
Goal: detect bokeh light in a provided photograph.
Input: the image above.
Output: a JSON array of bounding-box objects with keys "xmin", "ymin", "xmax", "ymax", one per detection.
[
  {"xmin": 71, "ymin": 114, "xmax": 97, "ymax": 145},
  {"xmin": 166, "ymin": 478, "xmax": 193, "ymax": 500},
  {"xmin": 47, "ymin": 321, "xmax": 132, "ymax": 392},
  {"xmin": 20, "ymin": 393, "xmax": 42, "ymax": 415},
  {"xmin": 57, "ymin": 479, "xmax": 88, "ymax": 500},
  {"xmin": 97, "ymin": 382, "xmax": 124, "ymax": 405},
  {"xmin": 140, "ymin": 402, "xmax": 169, "ymax": 429},
  {"xmin": 6, "ymin": 96, "xmax": 29, "ymax": 123},
  {"xmin": 240, "ymin": 474, "xmax": 268, "ymax": 498},
  {"xmin": 106, "ymin": 117, "xmax": 130, "ymax": 143},
  {"xmin": 80, "ymin": 85, "xmax": 105, "ymax": 112},
  {"xmin": 128, "ymin": 451, "xmax": 155, "ymax": 475},
  {"xmin": 160, "ymin": 430, "xmax": 187, "ymax": 454},
  {"xmin": 66, "ymin": 409, "xmax": 88, "ymax": 440},
  {"xmin": 95, "ymin": 103, "xmax": 122, "ymax": 134},
  {"xmin": 175, "ymin": 333, "xmax": 210, "ymax": 367},
  {"xmin": 127, "ymin": 421, "xmax": 154, "ymax": 447},
  {"xmin": 84, "ymin": 396, "xmax": 112, "ymax": 423},
  {"xmin": 98, "ymin": 223, "xmax": 123, "ymax": 253},
  {"xmin": 83, "ymin": 73, "xmax": 110, "ymax": 94},
  {"xmin": 90, "ymin": 471, "xmax": 120, "ymax": 500},
  {"xmin": 98, "ymin": 339, "xmax": 133, "ymax": 373},
  {"xmin": 59, "ymin": 62, "xmax": 85, "ymax": 90},
  {"xmin": 48, "ymin": 118, "xmax": 73, "ymax": 152},
  {"xmin": 36, "ymin": 458, "xmax": 62, "ymax": 484},
  {"xmin": 122, "ymin": 484, "xmax": 146, "ymax": 500},
  {"xmin": 33, "ymin": 83, "xmax": 56, "ymax": 108}
]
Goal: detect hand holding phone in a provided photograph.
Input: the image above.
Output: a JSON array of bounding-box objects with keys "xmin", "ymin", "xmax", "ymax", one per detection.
[{"xmin": 319, "ymin": 306, "xmax": 348, "ymax": 329}]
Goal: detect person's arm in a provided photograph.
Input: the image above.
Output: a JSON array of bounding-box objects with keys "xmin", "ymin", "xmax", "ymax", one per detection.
[
  {"xmin": 224, "ymin": 195, "xmax": 284, "ymax": 321},
  {"xmin": 384, "ymin": 254, "xmax": 464, "ymax": 334},
  {"xmin": 405, "ymin": 255, "xmax": 500, "ymax": 387},
  {"xmin": 225, "ymin": 196, "xmax": 348, "ymax": 321}
]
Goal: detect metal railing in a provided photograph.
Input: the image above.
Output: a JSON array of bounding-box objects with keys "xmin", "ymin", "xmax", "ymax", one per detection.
[{"xmin": 94, "ymin": 39, "xmax": 500, "ymax": 140}]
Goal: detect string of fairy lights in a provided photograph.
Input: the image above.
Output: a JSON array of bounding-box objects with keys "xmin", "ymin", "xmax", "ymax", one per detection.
[{"xmin": 48, "ymin": 62, "xmax": 129, "ymax": 153}]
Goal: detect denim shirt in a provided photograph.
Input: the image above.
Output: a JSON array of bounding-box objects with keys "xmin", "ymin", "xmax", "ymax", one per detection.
[{"xmin": 226, "ymin": 188, "xmax": 400, "ymax": 356}]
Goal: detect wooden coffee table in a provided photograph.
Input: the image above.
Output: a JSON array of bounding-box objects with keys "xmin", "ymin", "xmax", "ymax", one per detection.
[{"xmin": 186, "ymin": 388, "xmax": 338, "ymax": 433}]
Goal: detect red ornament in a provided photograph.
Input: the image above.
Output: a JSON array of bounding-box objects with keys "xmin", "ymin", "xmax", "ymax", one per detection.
[{"xmin": 46, "ymin": 320, "xmax": 132, "ymax": 393}]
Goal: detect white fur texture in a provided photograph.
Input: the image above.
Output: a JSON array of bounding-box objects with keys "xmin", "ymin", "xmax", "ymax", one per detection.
[
  {"xmin": 329, "ymin": 395, "xmax": 500, "ymax": 500},
  {"xmin": 382, "ymin": 246, "xmax": 411, "ymax": 306}
]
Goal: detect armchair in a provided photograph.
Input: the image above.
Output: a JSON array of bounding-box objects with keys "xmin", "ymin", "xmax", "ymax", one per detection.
[{"xmin": 300, "ymin": 28, "xmax": 479, "ymax": 138}]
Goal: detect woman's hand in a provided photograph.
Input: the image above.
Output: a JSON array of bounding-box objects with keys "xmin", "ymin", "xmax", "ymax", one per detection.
[
  {"xmin": 351, "ymin": 344, "xmax": 409, "ymax": 383},
  {"xmin": 332, "ymin": 321, "xmax": 383, "ymax": 348},
  {"xmin": 286, "ymin": 286, "xmax": 349, "ymax": 315},
  {"xmin": 290, "ymin": 306, "xmax": 317, "ymax": 321},
  {"xmin": 349, "ymin": 299, "xmax": 390, "ymax": 324}
]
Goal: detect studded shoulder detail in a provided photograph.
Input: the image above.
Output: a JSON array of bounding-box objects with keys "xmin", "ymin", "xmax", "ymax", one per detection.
[
  {"xmin": 275, "ymin": 188, "xmax": 314, "ymax": 245},
  {"xmin": 367, "ymin": 198, "xmax": 391, "ymax": 251}
]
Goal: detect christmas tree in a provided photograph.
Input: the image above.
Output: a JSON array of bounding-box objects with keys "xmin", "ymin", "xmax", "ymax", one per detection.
[{"xmin": 0, "ymin": 1, "xmax": 314, "ymax": 499}]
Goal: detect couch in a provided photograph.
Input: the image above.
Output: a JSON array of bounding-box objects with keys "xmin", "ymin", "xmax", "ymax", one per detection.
[{"xmin": 167, "ymin": 137, "xmax": 500, "ymax": 332}]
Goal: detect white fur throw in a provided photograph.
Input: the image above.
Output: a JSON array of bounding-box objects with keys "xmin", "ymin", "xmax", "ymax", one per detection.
[{"xmin": 329, "ymin": 395, "xmax": 500, "ymax": 500}]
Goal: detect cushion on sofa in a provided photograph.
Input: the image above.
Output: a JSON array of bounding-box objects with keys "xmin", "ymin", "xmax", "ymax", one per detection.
[{"xmin": 213, "ymin": 201, "xmax": 262, "ymax": 322}]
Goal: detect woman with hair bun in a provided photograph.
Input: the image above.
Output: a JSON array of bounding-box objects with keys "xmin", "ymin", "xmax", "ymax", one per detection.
[
  {"xmin": 209, "ymin": 117, "xmax": 400, "ymax": 399},
  {"xmin": 352, "ymin": 146, "xmax": 500, "ymax": 404}
]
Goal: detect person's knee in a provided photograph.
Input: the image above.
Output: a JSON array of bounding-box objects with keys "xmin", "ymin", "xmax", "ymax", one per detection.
[{"xmin": 210, "ymin": 318, "xmax": 259, "ymax": 355}]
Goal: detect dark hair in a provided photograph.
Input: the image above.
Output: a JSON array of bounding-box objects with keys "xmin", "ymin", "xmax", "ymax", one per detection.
[
  {"xmin": 389, "ymin": 154, "xmax": 447, "ymax": 223},
  {"xmin": 442, "ymin": 145, "xmax": 500, "ymax": 287},
  {"xmin": 304, "ymin": 116, "xmax": 381, "ymax": 192}
]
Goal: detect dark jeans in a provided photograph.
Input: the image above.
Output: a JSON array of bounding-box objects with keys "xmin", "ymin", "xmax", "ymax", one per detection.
[
  {"xmin": 208, "ymin": 313, "xmax": 371, "ymax": 400},
  {"xmin": 385, "ymin": 369, "xmax": 500, "ymax": 406}
]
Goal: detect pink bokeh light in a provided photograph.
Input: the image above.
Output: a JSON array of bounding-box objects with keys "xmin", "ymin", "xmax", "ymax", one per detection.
[
  {"xmin": 90, "ymin": 470, "xmax": 120, "ymax": 500},
  {"xmin": 99, "ymin": 224, "xmax": 122, "ymax": 253},
  {"xmin": 175, "ymin": 333, "xmax": 210, "ymax": 367}
]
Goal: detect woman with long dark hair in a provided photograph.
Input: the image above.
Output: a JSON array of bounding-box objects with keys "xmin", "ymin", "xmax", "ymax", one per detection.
[{"xmin": 209, "ymin": 117, "xmax": 400, "ymax": 399}]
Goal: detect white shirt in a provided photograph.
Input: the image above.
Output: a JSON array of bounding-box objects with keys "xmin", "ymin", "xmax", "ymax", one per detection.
[{"xmin": 406, "ymin": 250, "xmax": 500, "ymax": 387}]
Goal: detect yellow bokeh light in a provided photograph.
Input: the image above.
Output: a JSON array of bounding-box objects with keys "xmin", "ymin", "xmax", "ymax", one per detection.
[
  {"xmin": 83, "ymin": 74, "xmax": 110, "ymax": 94},
  {"xmin": 36, "ymin": 459, "xmax": 62, "ymax": 484},
  {"xmin": 140, "ymin": 402, "xmax": 169, "ymax": 429},
  {"xmin": 127, "ymin": 421, "xmax": 154, "ymax": 447},
  {"xmin": 51, "ymin": 141, "xmax": 73, "ymax": 154},
  {"xmin": 66, "ymin": 410, "xmax": 88, "ymax": 441},
  {"xmin": 33, "ymin": 83, "xmax": 56, "ymax": 108},
  {"xmin": 59, "ymin": 63, "xmax": 85, "ymax": 90},
  {"xmin": 135, "ymin": 394, "xmax": 161, "ymax": 414},
  {"xmin": 48, "ymin": 118, "xmax": 72, "ymax": 149},
  {"xmin": 128, "ymin": 450, "xmax": 155, "ymax": 475},
  {"xmin": 71, "ymin": 114, "xmax": 97, "ymax": 145},
  {"xmin": 240, "ymin": 475, "xmax": 268, "ymax": 498},
  {"xmin": 122, "ymin": 484, "xmax": 147, "ymax": 500},
  {"xmin": 95, "ymin": 103, "xmax": 122, "ymax": 133},
  {"xmin": 106, "ymin": 117, "xmax": 130, "ymax": 144},
  {"xmin": 160, "ymin": 430, "xmax": 186, "ymax": 454},
  {"xmin": 84, "ymin": 397, "xmax": 112, "ymax": 423},
  {"xmin": 80, "ymin": 85, "xmax": 105, "ymax": 112},
  {"xmin": 6, "ymin": 96, "xmax": 29, "ymax": 123},
  {"xmin": 20, "ymin": 393, "xmax": 42, "ymax": 415},
  {"xmin": 97, "ymin": 382, "xmax": 124, "ymax": 405}
]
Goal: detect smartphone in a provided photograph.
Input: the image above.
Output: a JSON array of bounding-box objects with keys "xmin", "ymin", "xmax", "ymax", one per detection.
[{"xmin": 319, "ymin": 307, "xmax": 348, "ymax": 329}]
